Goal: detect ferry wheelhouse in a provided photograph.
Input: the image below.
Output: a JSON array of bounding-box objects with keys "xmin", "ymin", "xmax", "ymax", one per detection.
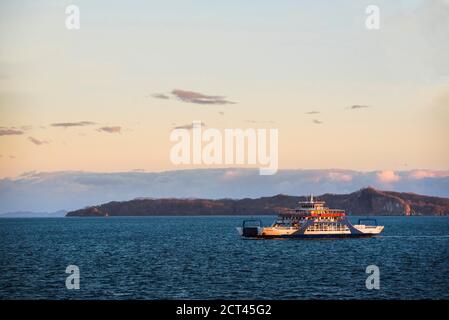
[{"xmin": 237, "ymin": 196, "xmax": 384, "ymax": 239}]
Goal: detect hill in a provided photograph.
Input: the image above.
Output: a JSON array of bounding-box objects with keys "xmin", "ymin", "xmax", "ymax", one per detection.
[{"xmin": 66, "ymin": 187, "xmax": 449, "ymax": 217}]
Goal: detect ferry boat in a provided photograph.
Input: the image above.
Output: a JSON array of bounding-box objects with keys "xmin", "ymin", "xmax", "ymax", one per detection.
[{"xmin": 237, "ymin": 196, "xmax": 384, "ymax": 239}]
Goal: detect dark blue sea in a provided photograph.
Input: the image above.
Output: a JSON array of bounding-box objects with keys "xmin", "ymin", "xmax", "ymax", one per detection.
[{"xmin": 0, "ymin": 216, "xmax": 448, "ymax": 299}]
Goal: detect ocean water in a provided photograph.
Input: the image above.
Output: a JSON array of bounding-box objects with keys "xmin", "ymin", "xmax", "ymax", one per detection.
[{"xmin": 0, "ymin": 216, "xmax": 448, "ymax": 300}]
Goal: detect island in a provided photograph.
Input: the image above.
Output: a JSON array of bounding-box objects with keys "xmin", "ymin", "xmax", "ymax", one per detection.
[{"xmin": 65, "ymin": 187, "xmax": 449, "ymax": 217}]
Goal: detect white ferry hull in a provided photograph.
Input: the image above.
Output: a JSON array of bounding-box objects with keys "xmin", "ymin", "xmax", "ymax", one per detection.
[{"xmin": 237, "ymin": 223, "xmax": 384, "ymax": 239}]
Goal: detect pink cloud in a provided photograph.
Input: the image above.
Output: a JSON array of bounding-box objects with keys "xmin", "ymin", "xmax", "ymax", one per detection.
[
  {"xmin": 328, "ymin": 172, "xmax": 353, "ymax": 182},
  {"xmin": 409, "ymin": 170, "xmax": 449, "ymax": 179},
  {"xmin": 377, "ymin": 170, "xmax": 400, "ymax": 183},
  {"xmin": 222, "ymin": 169, "xmax": 242, "ymax": 180}
]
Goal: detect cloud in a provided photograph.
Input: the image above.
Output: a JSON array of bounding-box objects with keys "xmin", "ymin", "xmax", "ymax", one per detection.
[
  {"xmin": 151, "ymin": 93, "xmax": 170, "ymax": 99},
  {"xmin": 312, "ymin": 119, "xmax": 323, "ymax": 124},
  {"xmin": 0, "ymin": 169, "xmax": 448, "ymax": 212},
  {"xmin": 28, "ymin": 137, "xmax": 49, "ymax": 146},
  {"xmin": 222, "ymin": 169, "xmax": 243, "ymax": 180},
  {"xmin": 97, "ymin": 126, "xmax": 122, "ymax": 134},
  {"xmin": 0, "ymin": 129, "xmax": 24, "ymax": 136},
  {"xmin": 328, "ymin": 171, "xmax": 353, "ymax": 182},
  {"xmin": 377, "ymin": 170, "xmax": 400, "ymax": 183},
  {"xmin": 149, "ymin": 89, "xmax": 236, "ymax": 105},
  {"xmin": 51, "ymin": 121, "xmax": 96, "ymax": 128},
  {"xmin": 349, "ymin": 105, "xmax": 371, "ymax": 110},
  {"xmin": 171, "ymin": 89, "xmax": 235, "ymax": 105},
  {"xmin": 409, "ymin": 170, "xmax": 449, "ymax": 179},
  {"xmin": 173, "ymin": 122, "xmax": 206, "ymax": 130},
  {"xmin": 305, "ymin": 111, "xmax": 320, "ymax": 114}
]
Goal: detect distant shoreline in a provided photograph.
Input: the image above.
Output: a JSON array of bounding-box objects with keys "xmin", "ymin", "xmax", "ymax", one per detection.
[
  {"xmin": 66, "ymin": 187, "xmax": 449, "ymax": 217},
  {"xmin": 2, "ymin": 214, "xmax": 449, "ymax": 219}
]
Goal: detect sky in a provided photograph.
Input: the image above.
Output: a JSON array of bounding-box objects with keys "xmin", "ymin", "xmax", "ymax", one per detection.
[{"xmin": 0, "ymin": 0, "xmax": 448, "ymax": 180}]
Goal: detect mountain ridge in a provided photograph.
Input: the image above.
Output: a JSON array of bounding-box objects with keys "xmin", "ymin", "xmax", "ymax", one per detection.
[{"xmin": 66, "ymin": 187, "xmax": 449, "ymax": 217}]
